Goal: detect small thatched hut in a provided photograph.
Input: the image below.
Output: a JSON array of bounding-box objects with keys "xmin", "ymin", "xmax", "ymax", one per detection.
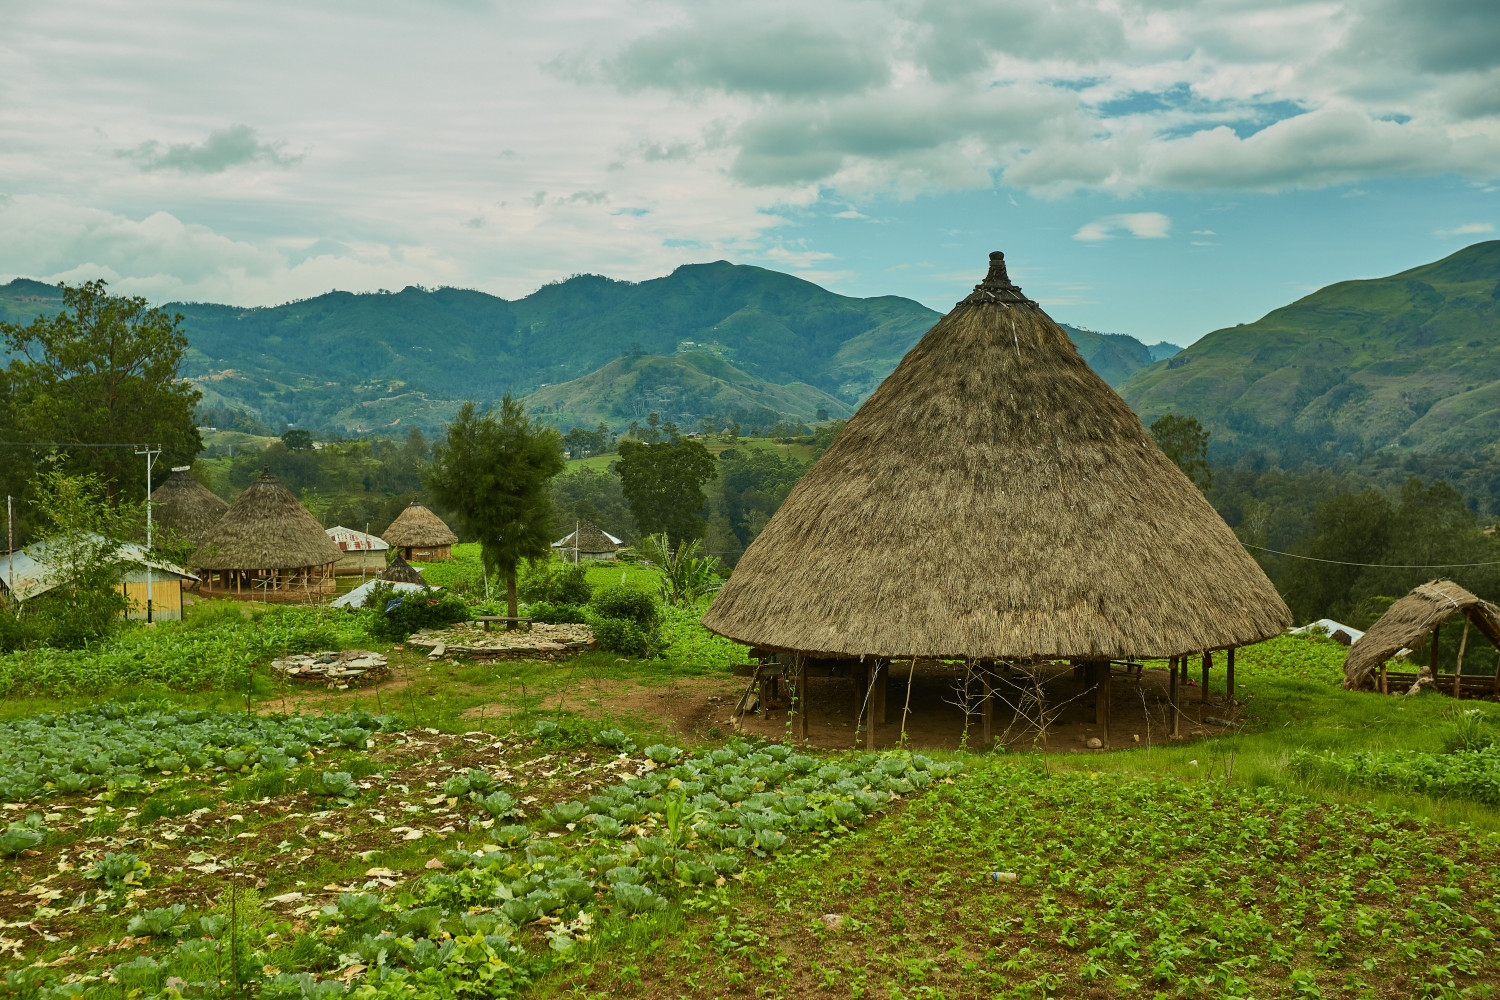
[
  {"xmin": 1344, "ymin": 580, "xmax": 1500, "ymax": 696},
  {"xmin": 382, "ymin": 496, "xmax": 458, "ymax": 561},
  {"xmin": 553, "ymin": 522, "xmax": 623, "ymax": 562},
  {"xmin": 191, "ymin": 469, "xmax": 343, "ymax": 601},
  {"xmin": 150, "ymin": 467, "xmax": 229, "ymax": 548},
  {"xmin": 702, "ymin": 251, "xmax": 1291, "ymax": 746},
  {"xmin": 380, "ymin": 555, "xmax": 426, "ymax": 585}
]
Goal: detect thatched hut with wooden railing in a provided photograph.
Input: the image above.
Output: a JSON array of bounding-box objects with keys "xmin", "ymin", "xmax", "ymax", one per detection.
[
  {"xmin": 150, "ymin": 467, "xmax": 229, "ymax": 549},
  {"xmin": 1344, "ymin": 580, "xmax": 1500, "ymax": 697},
  {"xmin": 381, "ymin": 496, "xmax": 458, "ymax": 562},
  {"xmin": 702, "ymin": 251, "xmax": 1291, "ymax": 748},
  {"xmin": 190, "ymin": 470, "xmax": 342, "ymax": 602}
]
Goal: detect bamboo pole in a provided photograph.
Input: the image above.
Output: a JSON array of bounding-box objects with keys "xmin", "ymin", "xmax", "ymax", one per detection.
[{"xmin": 1453, "ymin": 616, "xmax": 1471, "ymax": 698}]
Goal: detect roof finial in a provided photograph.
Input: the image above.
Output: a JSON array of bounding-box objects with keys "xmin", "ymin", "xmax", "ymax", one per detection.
[{"xmin": 961, "ymin": 249, "xmax": 1037, "ymax": 307}]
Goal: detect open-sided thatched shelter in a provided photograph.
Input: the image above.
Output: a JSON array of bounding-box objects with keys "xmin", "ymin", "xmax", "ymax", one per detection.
[
  {"xmin": 1344, "ymin": 580, "xmax": 1500, "ymax": 696},
  {"xmin": 380, "ymin": 555, "xmax": 426, "ymax": 585},
  {"xmin": 150, "ymin": 467, "xmax": 229, "ymax": 548},
  {"xmin": 552, "ymin": 522, "xmax": 623, "ymax": 562},
  {"xmin": 190, "ymin": 469, "xmax": 343, "ymax": 601},
  {"xmin": 382, "ymin": 496, "xmax": 458, "ymax": 561},
  {"xmin": 702, "ymin": 251, "xmax": 1291, "ymax": 747}
]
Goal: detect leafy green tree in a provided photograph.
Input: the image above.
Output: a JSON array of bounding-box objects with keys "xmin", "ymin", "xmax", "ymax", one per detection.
[
  {"xmin": 1281, "ymin": 490, "xmax": 1392, "ymax": 622},
  {"xmin": 1149, "ymin": 413, "xmax": 1212, "ymax": 491},
  {"xmin": 615, "ymin": 438, "xmax": 717, "ymax": 545},
  {"xmin": 18, "ymin": 471, "xmax": 145, "ymax": 648},
  {"xmin": 1, "ymin": 280, "xmax": 201, "ymax": 498},
  {"xmin": 281, "ymin": 429, "xmax": 314, "ymax": 451},
  {"xmin": 550, "ymin": 467, "xmax": 635, "ymax": 540},
  {"xmin": 425, "ymin": 397, "xmax": 564, "ymax": 618}
]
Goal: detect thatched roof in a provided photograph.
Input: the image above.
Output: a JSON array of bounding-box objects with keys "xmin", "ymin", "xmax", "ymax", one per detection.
[
  {"xmin": 151, "ymin": 467, "xmax": 229, "ymax": 547},
  {"xmin": 1344, "ymin": 580, "xmax": 1500, "ymax": 689},
  {"xmin": 701, "ymin": 251, "xmax": 1291, "ymax": 661},
  {"xmin": 381, "ymin": 496, "xmax": 458, "ymax": 548},
  {"xmin": 190, "ymin": 469, "xmax": 343, "ymax": 571},
  {"xmin": 380, "ymin": 555, "xmax": 426, "ymax": 585},
  {"xmin": 553, "ymin": 522, "xmax": 622, "ymax": 553}
]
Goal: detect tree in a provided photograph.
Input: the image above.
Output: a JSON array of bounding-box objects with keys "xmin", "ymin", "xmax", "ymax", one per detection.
[
  {"xmin": 615, "ymin": 438, "xmax": 718, "ymax": 545},
  {"xmin": 1281, "ymin": 490, "xmax": 1392, "ymax": 622},
  {"xmin": 1150, "ymin": 413, "xmax": 1212, "ymax": 491},
  {"xmin": 425, "ymin": 397, "xmax": 564, "ymax": 618},
  {"xmin": 1, "ymin": 280, "xmax": 201, "ymax": 498},
  {"xmin": 281, "ymin": 428, "xmax": 314, "ymax": 451}
]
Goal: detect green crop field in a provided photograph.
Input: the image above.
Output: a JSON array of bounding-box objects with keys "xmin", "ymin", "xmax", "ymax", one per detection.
[{"xmin": 1, "ymin": 582, "xmax": 1498, "ymax": 999}]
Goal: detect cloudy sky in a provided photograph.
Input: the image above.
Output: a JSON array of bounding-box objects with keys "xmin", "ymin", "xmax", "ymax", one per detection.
[{"xmin": 2, "ymin": 0, "xmax": 1497, "ymax": 345}]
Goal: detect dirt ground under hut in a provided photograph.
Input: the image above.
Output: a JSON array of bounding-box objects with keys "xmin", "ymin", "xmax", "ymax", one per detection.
[{"xmin": 731, "ymin": 659, "xmax": 1240, "ymax": 751}]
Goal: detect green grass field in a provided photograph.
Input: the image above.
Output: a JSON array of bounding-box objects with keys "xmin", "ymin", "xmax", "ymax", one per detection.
[{"xmin": 1, "ymin": 592, "xmax": 1498, "ymax": 999}]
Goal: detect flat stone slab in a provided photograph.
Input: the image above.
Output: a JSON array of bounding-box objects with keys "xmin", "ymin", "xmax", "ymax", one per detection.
[
  {"xmin": 408, "ymin": 622, "xmax": 596, "ymax": 661},
  {"xmin": 271, "ymin": 649, "xmax": 390, "ymax": 686}
]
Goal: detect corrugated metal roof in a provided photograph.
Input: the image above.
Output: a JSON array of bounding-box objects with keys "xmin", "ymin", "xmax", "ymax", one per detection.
[
  {"xmin": 326, "ymin": 526, "xmax": 391, "ymax": 551},
  {"xmin": 0, "ymin": 534, "xmax": 197, "ymax": 602}
]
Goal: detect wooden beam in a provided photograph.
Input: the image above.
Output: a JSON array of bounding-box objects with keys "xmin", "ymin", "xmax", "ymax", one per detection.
[
  {"xmin": 1430, "ymin": 624, "xmax": 1441, "ymax": 677},
  {"xmin": 873, "ymin": 661, "xmax": 888, "ymax": 725},
  {"xmin": 864, "ymin": 660, "xmax": 876, "ymax": 750},
  {"xmin": 1453, "ymin": 616, "xmax": 1471, "ymax": 698},
  {"xmin": 1168, "ymin": 656, "xmax": 1179, "ymax": 737},
  {"xmin": 1097, "ymin": 660, "xmax": 1111, "ymax": 744},
  {"xmin": 1226, "ymin": 647, "xmax": 1236, "ymax": 702},
  {"xmin": 1094, "ymin": 661, "xmax": 1107, "ymax": 728},
  {"xmin": 796, "ymin": 656, "xmax": 809, "ymax": 740},
  {"xmin": 1201, "ymin": 651, "xmax": 1212, "ymax": 703},
  {"xmin": 981, "ymin": 661, "xmax": 994, "ymax": 750}
]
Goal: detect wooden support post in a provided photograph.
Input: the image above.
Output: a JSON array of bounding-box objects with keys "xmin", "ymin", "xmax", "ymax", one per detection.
[
  {"xmin": 1168, "ymin": 656, "xmax": 1179, "ymax": 737},
  {"xmin": 1226, "ymin": 647, "xmax": 1236, "ymax": 703},
  {"xmin": 981, "ymin": 661, "xmax": 994, "ymax": 750},
  {"xmin": 1097, "ymin": 660, "xmax": 1111, "ymax": 744},
  {"xmin": 1098, "ymin": 659, "xmax": 1110, "ymax": 722},
  {"xmin": 873, "ymin": 661, "xmax": 888, "ymax": 725},
  {"xmin": 1201, "ymin": 651, "xmax": 1212, "ymax": 703},
  {"xmin": 796, "ymin": 656, "xmax": 809, "ymax": 741},
  {"xmin": 864, "ymin": 660, "xmax": 877, "ymax": 750},
  {"xmin": 1380, "ymin": 662, "xmax": 1389, "ymax": 695},
  {"xmin": 1453, "ymin": 617, "xmax": 1471, "ymax": 699}
]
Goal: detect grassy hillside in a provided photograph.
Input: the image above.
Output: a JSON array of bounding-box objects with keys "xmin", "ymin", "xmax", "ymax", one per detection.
[
  {"xmin": 523, "ymin": 351, "xmax": 854, "ymax": 430},
  {"xmin": 1121, "ymin": 241, "xmax": 1500, "ymax": 457}
]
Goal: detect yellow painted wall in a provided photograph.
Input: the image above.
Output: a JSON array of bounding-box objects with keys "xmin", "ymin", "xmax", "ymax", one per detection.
[{"xmin": 120, "ymin": 580, "xmax": 184, "ymax": 619}]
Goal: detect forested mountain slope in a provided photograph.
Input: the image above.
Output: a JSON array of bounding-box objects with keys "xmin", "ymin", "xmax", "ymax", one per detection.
[{"xmin": 1120, "ymin": 241, "xmax": 1500, "ymax": 457}]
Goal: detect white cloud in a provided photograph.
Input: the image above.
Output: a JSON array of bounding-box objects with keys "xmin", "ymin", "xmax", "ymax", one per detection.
[
  {"xmin": 1433, "ymin": 222, "xmax": 1495, "ymax": 237},
  {"xmin": 1073, "ymin": 212, "xmax": 1172, "ymax": 242}
]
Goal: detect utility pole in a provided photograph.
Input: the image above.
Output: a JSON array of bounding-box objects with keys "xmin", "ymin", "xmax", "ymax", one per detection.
[
  {"xmin": 135, "ymin": 445, "xmax": 161, "ymax": 623},
  {"xmin": 361, "ymin": 521, "xmax": 370, "ymax": 586},
  {"xmin": 574, "ymin": 519, "xmax": 579, "ymax": 565},
  {"xmin": 5, "ymin": 495, "xmax": 12, "ymax": 607}
]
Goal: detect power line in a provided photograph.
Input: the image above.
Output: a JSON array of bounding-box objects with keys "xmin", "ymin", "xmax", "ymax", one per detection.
[
  {"xmin": 1240, "ymin": 541, "xmax": 1500, "ymax": 569},
  {"xmin": 0, "ymin": 441, "xmax": 156, "ymax": 448}
]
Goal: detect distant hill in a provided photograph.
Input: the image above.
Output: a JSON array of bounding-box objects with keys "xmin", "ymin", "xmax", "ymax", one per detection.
[
  {"xmin": 1119, "ymin": 241, "xmax": 1500, "ymax": 457},
  {"xmin": 523, "ymin": 351, "xmax": 855, "ymax": 429},
  {"xmin": 0, "ymin": 264, "xmax": 1163, "ymax": 434}
]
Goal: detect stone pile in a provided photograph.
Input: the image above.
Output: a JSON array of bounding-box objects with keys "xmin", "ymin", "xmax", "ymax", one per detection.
[
  {"xmin": 408, "ymin": 621, "xmax": 596, "ymax": 661},
  {"xmin": 270, "ymin": 650, "xmax": 390, "ymax": 687}
]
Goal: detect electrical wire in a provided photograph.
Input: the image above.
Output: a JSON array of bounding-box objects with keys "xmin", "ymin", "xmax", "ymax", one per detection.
[
  {"xmin": 0, "ymin": 441, "xmax": 155, "ymax": 448},
  {"xmin": 1240, "ymin": 541, "xmax": 1500, "ymax": 569}
]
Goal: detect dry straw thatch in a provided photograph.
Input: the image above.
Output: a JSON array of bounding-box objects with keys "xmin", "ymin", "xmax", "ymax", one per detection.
[
  {"xmin": 556, "ymin": 521, "xmax": 621, "ymax": 554},
  {"xmin": 191, "ymin": 469, "xmax": 343, "ymax": 571},
  {"xmin": 1343, "ymin": 579, "xmax": 1500, "ymax": 689},
  {"xmin": 702, "ymin": 251, "xmax": 1291, "ymax": 661},
  {"xmin": 380, "ymin": 555, "xmax": 427, "ymax": 585},
  {"xmin": 150, "ymin": 467, "xmax": 229, "ymax": 547},
  {"xmin": 382, "ymin": 496, "xmax": 458, "ymax": 548}
]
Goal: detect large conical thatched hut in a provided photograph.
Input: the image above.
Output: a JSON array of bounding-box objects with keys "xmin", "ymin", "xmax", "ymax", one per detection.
[
  {"xmin": 381, "ymin": 496, "xmax": 458, "ymax": 561},
  {"xmin": 1344, "ymin": 580, "xmax": 1500, "ymax": 696},
  {"xmin": 150, "ymin": 466, "xmax": 229, "ymax": 548},
  {"xmin": 703, "ymin": 251, "xmax": 1291, "ymax": 746},
  {"xmin": 191, "ymin": 469, "xmax": 343, "ymax": 601}
]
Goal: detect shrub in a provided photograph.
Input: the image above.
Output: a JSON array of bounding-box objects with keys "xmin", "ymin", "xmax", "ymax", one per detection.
[
  {"xmin": 588, "ymin": 615, "xmax": 655, "ymax": 657},
  {"xmin": 366, "ymin": 587, "xmax": 469, "ymax": 641},
  {"xmin": 589, "ymin": 586, "xmax": 659, "ymax": 630},
  {"xmin": 527, "ymin": 601, "xmax": 589, "ymax": 625},
  {"xmin": 520, "ymin": 560, "xmax": 592, "ymax": 605}
]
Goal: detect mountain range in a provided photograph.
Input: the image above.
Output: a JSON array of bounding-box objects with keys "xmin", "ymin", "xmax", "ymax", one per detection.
[
  {"xmin": 0, "ymin": 264, "xmax": 1170, "ymax": 434},
  {"xmin": 1119, "ymin": 241, "xmax": 1500, "ymax": 458}
]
